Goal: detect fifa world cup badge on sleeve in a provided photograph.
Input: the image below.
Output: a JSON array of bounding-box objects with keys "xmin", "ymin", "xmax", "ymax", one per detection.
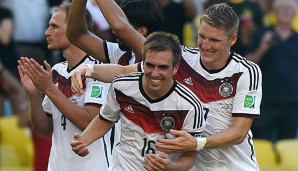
[
  {"xmin": 243, "ymin": 94, "xmax": 256, "ymax": 110},
  {"xmin": 90, "ymin": 84, "xmax": 104, "ymax": 99}
]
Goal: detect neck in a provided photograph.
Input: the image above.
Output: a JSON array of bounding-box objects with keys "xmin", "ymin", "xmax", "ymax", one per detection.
[{"xmin": 62, "ymin": 44, "xmax": 87, "ymax": 69}]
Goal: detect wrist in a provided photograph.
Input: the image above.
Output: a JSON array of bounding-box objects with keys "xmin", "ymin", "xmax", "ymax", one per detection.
[
  {"xmin": 196, "ymin": 137, "xmax": 207, "ymax": 151},
  {"xmin": 84, "ymin": 64, "xmax": 94, "ymax": 76}
]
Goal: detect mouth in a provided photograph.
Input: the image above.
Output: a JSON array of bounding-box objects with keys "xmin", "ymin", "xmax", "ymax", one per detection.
[{"xmin": 151, "ymin": 78, "xmax": 161, "ymax": 84}]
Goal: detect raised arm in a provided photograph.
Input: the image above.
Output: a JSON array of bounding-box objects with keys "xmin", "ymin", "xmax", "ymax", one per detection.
[
  {"xmin": 94, "ymin": 0, "xmax": 145, "ymax": 61},
  {"xmin": 67, "ymin": 0, "xmax": 106, "ymax": 62},
  {"xmin": 71, "ymin": 63, "xmax": 138, "ymax": 94}
]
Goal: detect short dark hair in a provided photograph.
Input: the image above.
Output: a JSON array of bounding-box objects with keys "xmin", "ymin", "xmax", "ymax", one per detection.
[
  {"xmin": 120, "ymin": 0, "xmax": 164, "ymax": 36},
  {"xmin": 142, "ymin": 32, "xmax": 181, "ymax": 67},
  {"xmin": 55, "ymin": 3, "xmax": 93, "ymax": 31},
  {"xmin": 0, "ymin": 7, "xmax": 13, "ymax": 23}
]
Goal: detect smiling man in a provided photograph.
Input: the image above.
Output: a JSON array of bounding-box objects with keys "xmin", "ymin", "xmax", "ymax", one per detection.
[{"xmin": 71, "ymin": 32, "xmax": 205, "ymax": 171}]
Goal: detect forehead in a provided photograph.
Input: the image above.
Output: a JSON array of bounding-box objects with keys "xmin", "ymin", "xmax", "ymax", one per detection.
[
  {"xmin": 49, "ymin": 10, "xmax": 67, "ymax": 24},
  {"xmin": 144, "ymin": 50, "xmax": 173, "ymax": 64},
  {"xmin": 199, "ymin": 21, "xmax": 227, "ymax": 38}
]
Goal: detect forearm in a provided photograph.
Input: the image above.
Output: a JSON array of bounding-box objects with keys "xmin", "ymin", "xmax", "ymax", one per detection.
[
  {"xmin": 91, "ymin": 64, "xmax": 138, "ymax": 83},
  {"xmin": 29, "ymin": 93, "xmax": 52, "ymax": 136},
  {"xmin": 95, "ymin": 0, "xmax": 145, "ymax": 61},
  {"xmin": 44, "ymin": 85, "xmax": 96, "ymax": 131},
  {"xmin": 204, "ymin": 118, "xmax": 252, "ymax": 149},
  {"xmin": 67, "ymin": 0, "xmax": 88, "ymax": 43},
  {"xmin": 168, "ymin": 151, "xmax": 197, "ymax": 171},
  {"xmin": 81, "ymin": 116, "xmax": 114, "ymax": 145},
  {"xmin": 246, "ymin": 46, "xmax": 267, "ymax": 64}
]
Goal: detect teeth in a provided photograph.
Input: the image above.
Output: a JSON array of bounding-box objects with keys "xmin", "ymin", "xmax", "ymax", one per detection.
[{"xmin": 151, "ymin": 79, "xmax": 161, "ymax": 84}]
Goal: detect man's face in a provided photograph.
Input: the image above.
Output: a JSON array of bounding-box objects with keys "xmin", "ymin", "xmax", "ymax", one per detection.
[
  {"xmin": 197, "ymin": 21, "xmax": 237, "ymax": 70},
  {"xmin": 143, "ymin": 49, "xmax": 178, "ymax": 98},
  {"xmin": 45, "ymin": 11, "xmax": 71, "ymax": 50},
  {"xmin": 0, "ymin": 19, "xmax": 13, "ymax": 46}
]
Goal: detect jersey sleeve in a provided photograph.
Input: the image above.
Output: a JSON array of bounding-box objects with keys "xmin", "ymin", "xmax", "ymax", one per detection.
[
  {"xmin": 42, "ymin": 95, "xmax": 52, "ymax": 115},
  {"xmin": 84, "ymin": 78, "xmax": 110, "ymax": 105},
  {"xmin": 232, "ymin": 65, "xmax": 262, "ymax": 117},
  {"xmin": 99, "ymin": 83, "xmax": 121, "ymax": 122},
  {"xmin": 182, "ymin": 104, "xmax": 205, "ymax": 137},
  {"xmin": 105, "ymin": 41, "xmax": 125, "ymax": 64}
]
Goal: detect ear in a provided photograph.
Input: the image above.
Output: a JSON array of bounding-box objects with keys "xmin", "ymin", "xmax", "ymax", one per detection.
[
  {"xmin": 229, "ymin": 34, "xmax": 238, "ymax": 46},
  {"xmin": 172, "ymin": 63, "xmax": 179, "ymax": 75},
  {"xmin": 137, "ymin": 26, "xmax": 148, "ymax": 36}
]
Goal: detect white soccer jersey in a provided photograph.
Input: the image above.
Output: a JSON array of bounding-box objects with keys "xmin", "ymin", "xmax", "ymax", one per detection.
[
  {"xmin": 104, "ymin": 41, "xmax": 136, "ymax": 65},
  {"xmin": 42, "ymin": 55, "xmax": 112, "ymax": 171},
  {"xmin": 176, "ymin": 47, "xmax": 262, "ymax": 171},
  {"xmin": 138, "ymin": 47, "xmax": 262, "ymax": 171},
  {"xmin": 100, "ymin": 72, "xmax": 205, "ymax": 171}
]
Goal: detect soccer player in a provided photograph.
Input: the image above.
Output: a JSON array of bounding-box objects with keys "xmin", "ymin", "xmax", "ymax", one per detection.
[
  {"xmin": 67, "ymin": 0, "xmax": 164, "ymax": 64},
  {"xmin": 71, "ymin": 3, "xmax": 262, "ymax": 171},
  {"xmin": 71, "ymin": 32, "xmax": 205, "ymax": 171},
  {"xmin": 17, "ymin": 3, "xmax": 111, "ymax": 171}
]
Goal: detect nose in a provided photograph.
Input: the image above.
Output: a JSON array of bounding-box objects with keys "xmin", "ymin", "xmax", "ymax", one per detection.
[
  {"xmin": 45, "ymin": 27, "xmax": 51, "ymax": 36},
  {"xmin": 201, "ymin": 39, "xmax": 211, "ymax": 49},
  {"xmin": 151, "ymin": 67, "xmax": 160, "ymax": 77}
]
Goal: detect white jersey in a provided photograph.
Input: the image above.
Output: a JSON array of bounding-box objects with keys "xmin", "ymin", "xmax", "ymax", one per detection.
[
  {"xmin": 104, "ymin": 41, "xmax": 136, "ymax": 65},
  {"xmin": 139, "ymin": 47, "xmax": 262, "ymax": 171},
  {"xmin": 42, "ymin": 55, "xmax": 112, "ymax": 171},
  {"xmin": 100, "ymin": 72, "xmax": 205, "ymax": 171},
  {"xmin": 176, "ymin": 47, "xmax": 262, "ymax": 171}
]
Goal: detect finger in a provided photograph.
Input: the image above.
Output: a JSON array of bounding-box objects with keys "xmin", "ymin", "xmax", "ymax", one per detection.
[
  {"xmin": 71, "ymin": 74, "xmax": 82, "ymax": 95},
  {"xmin": 145, "ymin": 154, "xmax": 164, "ymax": 171},
  {"xmin": 44, "ymin": 60, "xmax": 52, "ymax": 72},
  {"xmin": 28, "ymin": 58, "xmax": 44, "ymax": 73}
]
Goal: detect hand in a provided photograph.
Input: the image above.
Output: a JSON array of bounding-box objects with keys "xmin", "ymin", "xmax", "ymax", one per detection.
[
  {"xmin": 71, "ymin": 64, "xmax": 92, "ymax": 95},
  {"xmin": 22, "ymin": 58, "xmax": 54, "ymax": 93},
  {"xmin": 71, "ymin": 133, "xmax": 89, "ymax": 157},
  {"xmin": 155, "ymin": 129, "xmax": 197, "ymax": 152},
  {"xmin": 18, "ymin": 57, "xmax": 39, "ymax": 96},
  {"xmin": 144, "ymin": 152, "xmax": 170, "ymax": 171}
]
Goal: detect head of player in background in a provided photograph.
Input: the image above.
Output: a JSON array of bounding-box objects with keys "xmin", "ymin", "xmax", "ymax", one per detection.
[
  {"xmin": 142, "ymin": 31, "xmax": 181, "ymax": 99},
  {"xmin": 45, "ymin": 3, "xmax": 93, "ymax": 51},
  {"xmin": 198, "ymin": 3, "xmax": 239, "ymax": 70},
  {"xmin": 116, "ymin": 0, "xmax": 164, "ymax": 51}
]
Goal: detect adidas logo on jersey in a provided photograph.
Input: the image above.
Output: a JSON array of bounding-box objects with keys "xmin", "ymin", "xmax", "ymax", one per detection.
[
  {"xmin": 124, "ymin": 105, "xmax": 134, "ymax": 113},
  {"xmin": 184, "ymin": 77, "xmax": 193, "ymax": 85}
]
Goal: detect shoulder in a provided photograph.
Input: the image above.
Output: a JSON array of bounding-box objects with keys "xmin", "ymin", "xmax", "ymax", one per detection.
[{"xmin": 112, "ymin": 72, "xmax": 142, "ymax": 84}]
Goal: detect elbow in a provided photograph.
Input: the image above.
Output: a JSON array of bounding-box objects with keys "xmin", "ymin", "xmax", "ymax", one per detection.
[
  {"xmin": 112, "ymin": 20, "xmax": 130, "ymax": 37},
  {"xmin": 32, "ymin": 129, "xmax": 52, "ymax": 138},
  {"xmin": 233, "ymin": 134, "xmax": 247, "ymax": 145}
]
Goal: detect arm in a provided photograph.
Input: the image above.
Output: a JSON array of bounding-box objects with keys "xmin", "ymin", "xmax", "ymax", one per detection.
[
  {"xmin": 144, "ymin": 151, "xmax": 196, "ymax": 171},
  {"xmin": 155, "ymin": 117, "xmax": 253, "ymax": 152},
  {"xmin": 94, "ymin": 0, "xmax": 145, "ymax": 61},
  {"xmin": 67, "ymin": 0, "xmax": 106, "ymax": 62},
  {"xmin": 18, "ymin": 57, "xmax": 53, "ymax": 136},
  {"xmin": 24, "ymin": 58, "xmax": 101, "ymax": 131},
  {"xmin": 246, "ymin": 31, "xmax": 275, "ymax": 64},
  {"xmin": 71, "ymin": 116, "xmax": 114, "ymax": 157},
  {"xmin": 0, "ymin": 63, "xmax": 30, "ymax": 127},
  {"xmin": 71, "ymin": 63, "xmax": 138, "ymax": 94}
]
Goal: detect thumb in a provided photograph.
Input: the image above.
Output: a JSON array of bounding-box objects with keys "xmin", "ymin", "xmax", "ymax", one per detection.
[
  {"xmin": 44, "ymin": 60, "xmax": 52, "ymax": 72},
  {"xmin": 157, "ymin": 152, "xmax": 168, "ymax": 159},
  {"xmin": 73, "ymin": 133, "xmax": 82, "ymax": 140},
  {"xmin": 169, "ymin": 129, "xmax": 183, "ymax": 137}
]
